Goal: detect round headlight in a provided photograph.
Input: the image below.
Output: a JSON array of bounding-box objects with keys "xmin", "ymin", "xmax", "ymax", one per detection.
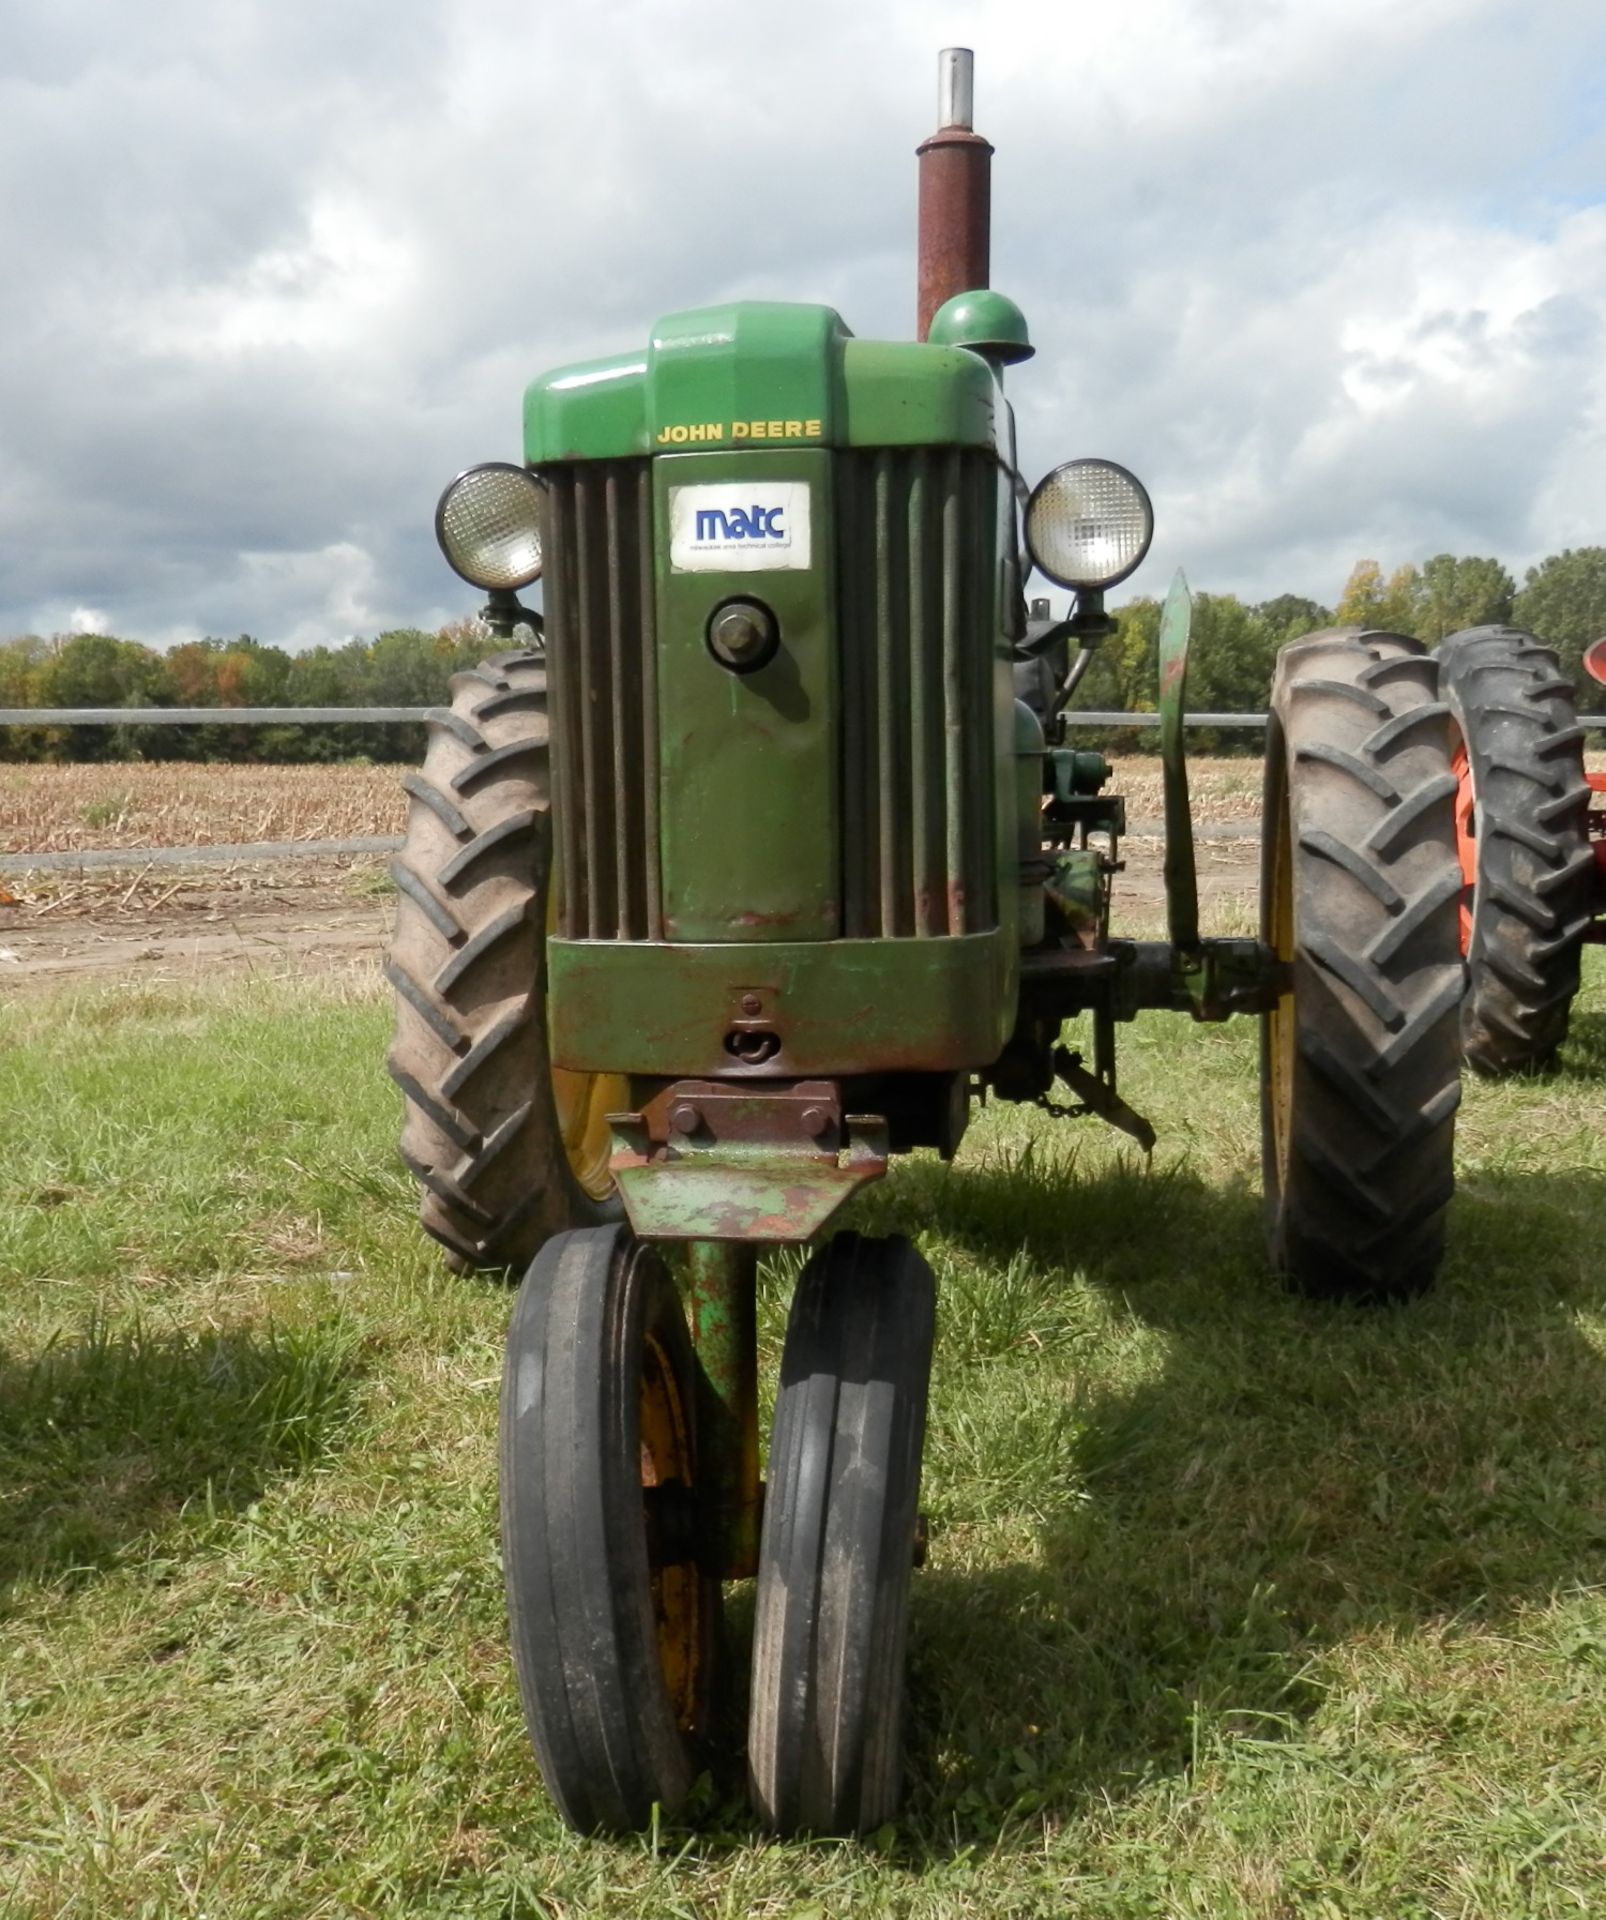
[
  {"xmin": 435, "ymin": 463, "xmax": 544, "ymax": 591},
  {"xmin": 1024, "ymin": 458, "xmax": 1153, "ymax": 591}
]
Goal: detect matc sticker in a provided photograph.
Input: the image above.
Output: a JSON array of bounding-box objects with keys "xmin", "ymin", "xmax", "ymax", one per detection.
[{"xmin": 669, "ymin": 482, "xmax": 812, "ymax": 573}]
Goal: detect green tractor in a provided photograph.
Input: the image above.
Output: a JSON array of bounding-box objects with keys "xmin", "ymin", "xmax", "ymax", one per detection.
[{"xmin": 388, "ymin": 51, "xmax": 1465, "ymax": 1835}]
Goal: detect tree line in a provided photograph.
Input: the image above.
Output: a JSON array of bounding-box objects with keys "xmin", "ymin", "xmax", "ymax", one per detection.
[
  {"xmin": 0, "ymin": 625, "xmax": 494, "ymax": 762},
  {"xmin": 1076, "ymin": 547, "xmax": 1606, "ymax": 748},
  {"xmin": 2, "ymin": 547, "xmax": 1603, "ymax": 763}
]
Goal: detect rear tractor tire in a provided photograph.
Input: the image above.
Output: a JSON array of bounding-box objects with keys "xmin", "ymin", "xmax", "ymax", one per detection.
[
  {"xmin": 1437, "ymin": 624, "xmax": 1592, "ymax": 1075},
  {"xmin": 1260, "ymin": 629, "xmax": 1464, "ymax": 1302},
  {"xmin": 387, "ymin": 649, "xmax": 624, "ymax": 1272}
]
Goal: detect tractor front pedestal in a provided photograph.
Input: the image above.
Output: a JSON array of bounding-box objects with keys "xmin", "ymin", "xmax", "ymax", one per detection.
[{"xmin": 683, "ymin": 1240, "xmax": 761, "ymax": 1582}]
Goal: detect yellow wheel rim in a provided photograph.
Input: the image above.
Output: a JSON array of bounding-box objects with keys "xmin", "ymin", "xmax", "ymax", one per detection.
[
  {"xmin": 1266, "ymin": 772, "xmax": 1295, "ymax": 1187},
  {"xmin": 638, "ymin": 1330, "xmax": 704, "ymax": 1730},
  {"xmin": 546, "ymin": 873, "xmax": 628, "ymax": 1202}
]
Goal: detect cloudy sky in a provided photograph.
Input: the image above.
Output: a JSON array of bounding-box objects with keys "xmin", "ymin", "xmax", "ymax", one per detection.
[{"xmin": 4, "ymin": 0, "xmax": 1603, "ymax": 650}]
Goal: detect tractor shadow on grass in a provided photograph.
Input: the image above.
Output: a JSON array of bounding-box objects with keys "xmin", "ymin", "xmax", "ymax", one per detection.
[
  {"xmin": 0, "ymin": 1317, "xmax": 360, "ymax": 1614},
  {"xmin": 862, "ymin": 1150, "xmax": 1606, "ymax": 1855},
  {"xmin": 1553, "ymin": 1006, "xmax": 1606, "ymax": 1077}
]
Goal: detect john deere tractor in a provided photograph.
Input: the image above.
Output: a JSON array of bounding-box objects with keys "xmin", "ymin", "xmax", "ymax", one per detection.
[{"xmin": 388, "ymin": 51, "xmax": 1466, "ymax": 1835}]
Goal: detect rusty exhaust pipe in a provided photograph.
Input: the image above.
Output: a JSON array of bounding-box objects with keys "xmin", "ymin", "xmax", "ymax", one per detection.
[{"xmin": 916, "ymin": 47, "xmax": 993, "ymax": 340}]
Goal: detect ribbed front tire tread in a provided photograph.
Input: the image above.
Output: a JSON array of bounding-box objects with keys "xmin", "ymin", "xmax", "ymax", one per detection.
[
  {"xmin": 748, "ymin": 1232, "xmax": 935, "ymax": 1834},
  {"xmin": 501, "ymin": 1225, "xmax": 716, "ymax": 1832}
]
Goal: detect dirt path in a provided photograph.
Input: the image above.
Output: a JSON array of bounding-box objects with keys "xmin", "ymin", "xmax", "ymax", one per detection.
[
  {"xmin": 0, "ymin": 869, "xmax": 394, "ymax": 994},
  {"xmin": 0, "ymin": 837, "xmax": 1262, "ymax": 996}
]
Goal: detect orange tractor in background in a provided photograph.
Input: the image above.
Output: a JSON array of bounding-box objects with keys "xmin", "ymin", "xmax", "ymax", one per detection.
[{"xmin": 1439, "ymin": 627, "xmax": 1606, "ymax": 1074}]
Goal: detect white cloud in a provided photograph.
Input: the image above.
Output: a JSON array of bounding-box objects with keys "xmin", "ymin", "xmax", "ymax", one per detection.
[
  {"xmin": 2, "ymin": 0, "xmax": 1604, "ymax": 643},
  {"xmin": 233, "ymin": 542, "xmax": 389, "ymax": 652},
  {"xmin": 133, "ymin": 196, "xmax": 420, "ymax": 359}
]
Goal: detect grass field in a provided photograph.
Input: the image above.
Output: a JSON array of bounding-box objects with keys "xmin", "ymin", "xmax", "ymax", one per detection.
[{"xmin": 3, "ymin": 964, "xmax": 1606, "ymax": 1917}]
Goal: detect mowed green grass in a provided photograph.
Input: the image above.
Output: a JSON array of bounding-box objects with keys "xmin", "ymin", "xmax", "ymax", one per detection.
[{"xmin": 2, "ymin": 962, "xmax": 1606, "ymax": 1918}]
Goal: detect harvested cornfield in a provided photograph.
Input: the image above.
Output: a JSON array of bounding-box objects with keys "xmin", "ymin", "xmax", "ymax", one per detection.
[
  {"xmin": 0, "ymin": 756, "xmax": 1270, "ymax": 858},
  {"xmin": 0, "ymin": 762, "xmax": 410, "ymax": 855},
  {"xmin": 6, "ymin": 752, "xmax": 1595, "ymax": 860}
]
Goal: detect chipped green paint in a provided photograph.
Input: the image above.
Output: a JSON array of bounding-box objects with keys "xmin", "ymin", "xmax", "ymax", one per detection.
[
  {"xmin": 683, "ymin": 1241, "xmax": 761, "ymax": 1580},
  {"xmin": 615, "ymin": 1149, "xmax": 885, "ymax": 1244},
  {"xmin": 653, "ymin": 446, "xmax": 838, "ymax": 943},
  {"xmin": 546, "ymin": 931, "xmax": 1013, "ymax": 1078}
]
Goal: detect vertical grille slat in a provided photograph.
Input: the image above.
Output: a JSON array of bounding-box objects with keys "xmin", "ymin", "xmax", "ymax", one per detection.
[
  {"xmin": 907, "ymin": 456, "xmax": 944, "ymax": 938},
  {"xmin": 839, "ymin": 457, "xmax": 874, "ymax": 937},
  {"xmin": 637, "ymin": 475, "xmax": 662, "ymax": 940},
  {"xmin": 840, "ymin": 446, "xmax": 998, "ymax": 940},
  {"xmin": 574, "ymin": 475, "xmax": 606, "ymax": 938},
  {"xmin": 940, "ymin": 451, "xmax": 967, "ymax": 933},
  {"xmin": 605, "ymin": 471, "xmax": 630, "ymax": 937},
  {"xmin": 962, "ymin": 452, "xmax": 997, "ymax": 932},
  {"xmin": 543, "ymin": 461, "xmax": 661, "ymax": 941},
  {"xmin": 544, "ymin": 478, "xmax": 585, "ymax": 939},
  {"xmin": 874, "ymin": 453, "xmax": 912, "ymax": 937}
]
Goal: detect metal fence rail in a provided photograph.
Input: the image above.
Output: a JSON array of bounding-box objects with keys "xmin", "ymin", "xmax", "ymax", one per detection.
[
  {"xmin": 0, "ymin": 707, "xmax": 435, "ymax": 726},
  {"xmin": 0, "ymin": 836, "xmax": 403, "ymax": 874},
  {"xmin": 2, "ymin": 705, "xmax": 1274, "ymax": 730},
  {"xmin": 5, "ymin": 707, "xmax": 1604, "ymax": 730}
]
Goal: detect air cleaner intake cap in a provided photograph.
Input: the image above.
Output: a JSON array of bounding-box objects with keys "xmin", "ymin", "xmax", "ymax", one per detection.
[{"xmin": 927, "ymin": 289, "xmax": 1035, "ymax": 365}]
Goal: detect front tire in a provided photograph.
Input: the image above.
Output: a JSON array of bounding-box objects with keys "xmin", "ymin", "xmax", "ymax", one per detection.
[
  {"xmin": 500, "ymin": 1225, "xmax": 719, "ymax": 1833},
  {"xmin": 1261, "ymin": 629, "xmax": 1463, "ymax": 1302},
  {"xmin": 1437, "ymin": 625, "xmax": 1592, "ymax": 1075},
  {"xmin": 747, "ymin": 1232, "xmax": 936, "ymax": 1834},
  {"xmin": 387, "ymin": 649, "xmax": 623, "ymax": 1271}
]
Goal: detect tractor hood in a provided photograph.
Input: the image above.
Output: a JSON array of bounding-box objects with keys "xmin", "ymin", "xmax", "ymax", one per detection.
[{"xmin": 525, "ymin": 301, "xmax": 998, "ymax": 464}]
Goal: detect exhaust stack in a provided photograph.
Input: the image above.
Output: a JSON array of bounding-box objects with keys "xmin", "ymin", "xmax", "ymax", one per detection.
[{"xmin": 916, "ymin": 47, "xmax": 993, "ymax": 340}]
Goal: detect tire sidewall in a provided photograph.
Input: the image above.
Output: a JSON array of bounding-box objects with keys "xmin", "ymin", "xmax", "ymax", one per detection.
[{"xmin": 500, "ymin": 1224, "xmax": 710, "ymax": 1831}]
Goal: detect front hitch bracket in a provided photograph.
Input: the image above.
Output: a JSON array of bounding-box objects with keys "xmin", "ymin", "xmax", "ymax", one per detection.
[{"xmin": 607, "ymin": 1080, "xmax": 889, "ymax": 1242}]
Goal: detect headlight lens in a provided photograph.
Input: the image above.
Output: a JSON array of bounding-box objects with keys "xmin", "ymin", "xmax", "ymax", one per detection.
[
  {"xmin": 1025, "ymin": 458, "xmax": 1153, "ymax": 591},
  {"xmin": 435, "ymin": 463, "xmax": 544, "ymax": 590}
]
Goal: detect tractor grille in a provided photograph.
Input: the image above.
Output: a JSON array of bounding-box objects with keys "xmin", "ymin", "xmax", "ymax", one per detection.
[
  {"xmin": 836, "ymin": 448, "xmax": 999, "ymax": 937},
  {"xmin": 542, "ymin": 461, "xmax": 663, "ymax": 940},
  {"xmin": 542, "ymin": 447, "xmax": 998, "ymax": 943}
]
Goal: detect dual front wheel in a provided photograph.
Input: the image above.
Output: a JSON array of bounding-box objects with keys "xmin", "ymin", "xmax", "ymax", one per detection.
[{"xmin": 501, "ymin": 1223, "xmax": 935, "ymax": 1836}]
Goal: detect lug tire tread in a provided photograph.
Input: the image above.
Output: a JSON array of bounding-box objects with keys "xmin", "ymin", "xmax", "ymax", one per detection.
[
  {"xmin": 387, "ymin": 648, "xmax": 617, "ymax": 1271},
  {"xmin": 1438, "ymin": 624, "xmax": 1592, "ymax": 1075},
  {"xmin": 1261, "ymin": 628, "xmax": 1462, "ymax": 1301}
]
